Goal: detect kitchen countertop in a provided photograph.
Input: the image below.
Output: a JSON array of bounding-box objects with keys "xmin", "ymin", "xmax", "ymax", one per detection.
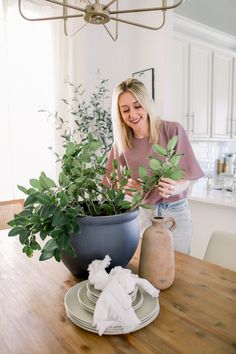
[{"xmin": 188, "ymin": 177, "xmax": 236, "ymax": 208}]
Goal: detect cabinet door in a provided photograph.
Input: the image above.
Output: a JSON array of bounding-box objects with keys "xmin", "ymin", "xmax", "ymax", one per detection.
[
  {"xmin": 231, "ymin": 57, "xmax": 236, "ymax": 139},
  {"xmin": 171, "ymin": 38, "xmax": 189, "ymax": 130},
  {"xmin": 211, "ymin": 51, "xmax": 233, "ymax": 139},
  {"xmin": 188, "ymin": 43, "xmax": 212, "ymax": 139}
]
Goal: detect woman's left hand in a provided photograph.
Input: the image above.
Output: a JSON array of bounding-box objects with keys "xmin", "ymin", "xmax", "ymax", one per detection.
[
  {"xmin": 158, "ymin": 177, "xmax": 176, "ymax": 199},
  {"xmin": 123, "ymin": 178, "xmax": 143, "ymax": 197}
]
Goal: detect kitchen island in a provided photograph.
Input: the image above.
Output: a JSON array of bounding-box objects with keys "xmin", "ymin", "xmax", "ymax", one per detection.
[{"xmin": 188, "ymin": 177, "xmax": 236, "ymax": 259}]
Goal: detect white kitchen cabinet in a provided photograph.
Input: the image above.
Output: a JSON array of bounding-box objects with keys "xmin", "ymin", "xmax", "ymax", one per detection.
[
  {"xmin": 211, "ymin": 50, "xmax": 233, "ymax": 139},
  {"xmin": 171, "ymin": 38, "xmax": 188, "ymax": 130},
  {"xmin": 172, "ymin": 38, "xmax": 212, "ymax": 138},
  {"xmin": 188, "ymin": 43, "xmax": 212, "ymax": 139},
  {"xmin": 232, "ymin": 57, "xmax": 236, "ymax": 139},
  {"xmin": 172, "ymin": 36, "xmax": 236, "ymax": 140}
]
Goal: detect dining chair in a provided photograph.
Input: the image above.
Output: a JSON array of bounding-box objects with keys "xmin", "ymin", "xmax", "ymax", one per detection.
[
  {"xmin": 204, "ymin": 230, "xmax": 236, "ymax": 271},
  {"xmin": 0, "ymin": 199, "xmax": 24, "ymax": 230}
]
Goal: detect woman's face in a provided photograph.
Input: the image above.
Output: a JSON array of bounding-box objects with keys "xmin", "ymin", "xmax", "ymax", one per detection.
[{"xmin": 118, "ymin": 91, "xmax": 149, "ymax": 138}]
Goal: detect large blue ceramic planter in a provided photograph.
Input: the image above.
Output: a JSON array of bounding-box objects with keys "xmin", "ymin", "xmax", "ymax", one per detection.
[{"xmin": 61, "ymin": 208, "xmax": 140, "ymax": 278}]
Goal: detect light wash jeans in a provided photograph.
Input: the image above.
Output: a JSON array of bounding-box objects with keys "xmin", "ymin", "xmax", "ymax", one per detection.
[{"xmin": 138, "ymin": 199, "xmax": 192, "ymax": 254}]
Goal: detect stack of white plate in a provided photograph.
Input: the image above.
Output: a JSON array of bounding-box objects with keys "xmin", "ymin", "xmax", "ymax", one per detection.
[
  {"xmin": 85, "ymin": 281, "xmax": 139, "ymax": 308},
  {"xmin": 64, "ymin": 280, "xmax": 160, "ymax": 335}
]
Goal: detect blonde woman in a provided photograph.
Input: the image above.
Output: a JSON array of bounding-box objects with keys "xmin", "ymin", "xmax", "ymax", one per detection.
[{"xmin": 105, "ymin": 78, "xmax": 204, "ymax": 254}]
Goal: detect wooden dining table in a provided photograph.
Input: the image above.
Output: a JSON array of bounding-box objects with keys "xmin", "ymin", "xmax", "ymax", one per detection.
[{"xmin": 0, "ymin": 229, "xmax": 236, "ymax": 354}]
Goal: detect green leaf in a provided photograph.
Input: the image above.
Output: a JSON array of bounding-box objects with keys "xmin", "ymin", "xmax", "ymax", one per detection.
[
  {"xmin": 89, "ymin": 141, "xmax": 102, "ymax": 151},
  {"xmin": 30, "ymin": 214, "xmax": 41, "ymax": 223},
  {"xmin": 139, "ymin": 166, "xmax": 148, "ymax": 180},
  {"xmin": 8, "ymin": 216, "xmax": 28, "ymax": 227},
  {"xmin": 40, "ymin": 205, "xmax": 55, "ymax": 218},
  {"xmin": 64, "ymin": 244, "xmax": 76, "ymax": 258},
  {"xmin": 97, "ymin": 154, "xmax": 106, "ymax": 164},
  {"xmin": 66, "ymin": 142, "xmax": 76, "ymax": 156},
  {"xmin": 19, "ymin": 229, "xmax": 28, "ymax": 244},
  {"xmin": 35, "ymin": 193, "xmax": 52, "ymax": 205},
  {"xmin": 42, "ymin": 239, "xmax": 58, "ymax": 252},
  {"xmin": 40, "ymin": 230, "xmax": 48, "ymax": 240},
  {"xmin": 56, "ymin": 232, "xmax": 70, "ymax": 249},
  {"xmin": 17, "ymin": 184, "xmax": 28, "ymax": 195},
  {"xmin": 169, "ymin": 168, "xmax": 185, "ymax": 180},
  {"xmin": 39, "ymin": 172, "xmax": 56, "ymax": 189},
  {"xmin": 19, "ymin": 209, "xmax": 33, "ymax": 218},
  {"xmin": 59, "ymin": 172, "xmax": 70, "ymax": 187},
  {"xmin": 132, "ymin": 193, "xmax": 142, "ymax": 205},
  {"xmin": 167, "ymin": 135, "xmax": 178, "ymax": 152},
  {"xmin": 30, "ymin": 179, "xmax": 40, "ymax": 189},
  {"xmin": 27, "ymin": 188, "xmax": 37, "ymax": 195},
  {"xmin": 26, "ymin": 247, "xmax": 33, "ymax": 258},
  {"xmin": 57, "ymin": 191, "xmax": 68, "ymax": 207},
  {"xmin": 24, "ymin": 194, "xmax": 37, "ymax": 207},
  {"xmin": 171, "ymin": 154, "xmax": 182, "ymax": 166},
  {"xmin": 8, "ymin": 226, "xmax": 24, "ymax": 236},
  {"xmin": 152, "ymin": 144, "xmax": 167, "ymax": 156},
  {"xmin": 31, "ymin": 241, "xmax": 41, "ymax": 250},
  {"xmin": 149, "ymin": 158, "xmax": 161, "ymax": 171},
  {"xmin": 54, "ymin": 248, "xmax": 61, "ymax": 262},
  {"xmin": 107, "ymin": 189, "xmax": 116, "ymax": 199},
  {"xmin": 52, "ymin": 212, "xmax": 66, "ymax": 226},
  {"xmin": 8, "ymin": 220, "xmax": 17, "ymax": 227},
  {"xmin": 39, "ymin": 251, "xmax": 54, "ymax": 261},
  {"xmin": 140, "ymin": 204, "xmax": 154, "ymax": 209}
]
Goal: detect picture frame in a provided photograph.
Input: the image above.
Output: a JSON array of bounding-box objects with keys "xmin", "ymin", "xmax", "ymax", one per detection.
[{"xmin": 132, "ymin": 68, "xmax": 155, "ymax": 100}]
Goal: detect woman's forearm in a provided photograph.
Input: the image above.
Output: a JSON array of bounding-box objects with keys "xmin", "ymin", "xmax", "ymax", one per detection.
[{"xmin": 173, "ymin": 179, "xmax": 190, "ymax": 195}]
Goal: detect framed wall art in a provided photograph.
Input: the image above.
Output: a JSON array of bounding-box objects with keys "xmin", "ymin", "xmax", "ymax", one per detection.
[{"xmin": 132, "ymin": 68, "xmax": 155, "ymax": 100}]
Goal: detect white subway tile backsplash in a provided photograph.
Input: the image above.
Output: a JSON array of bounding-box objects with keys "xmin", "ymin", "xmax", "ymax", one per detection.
[{"xmin": 191, "ymin": 140, "xmax": 236, "ymax": 175}]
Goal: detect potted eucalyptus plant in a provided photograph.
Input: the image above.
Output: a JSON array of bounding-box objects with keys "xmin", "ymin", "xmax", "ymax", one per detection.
[{"xmin": 8, "ymin": 77, "xmax": 184, "ymax": 277}]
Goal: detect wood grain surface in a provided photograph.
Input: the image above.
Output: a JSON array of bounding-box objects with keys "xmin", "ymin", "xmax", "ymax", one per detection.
[{"xmin": 0, "ymin": 230, "xmax": 236, "ymax": 354}]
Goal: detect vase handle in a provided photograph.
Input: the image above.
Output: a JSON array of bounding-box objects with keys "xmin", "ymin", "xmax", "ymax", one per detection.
[{"xmin": 165, "ymin": 217, "xmax": 176, "ymax": 231}]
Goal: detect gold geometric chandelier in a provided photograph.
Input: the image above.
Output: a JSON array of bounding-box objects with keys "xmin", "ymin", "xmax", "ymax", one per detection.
[{"xmin": 18, "ymin": 0, "xmax": 185, "ymax": 39}]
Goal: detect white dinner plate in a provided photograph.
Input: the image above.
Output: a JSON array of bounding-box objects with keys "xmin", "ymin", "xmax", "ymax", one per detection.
[
  {"xmin": 87, "ymin": 281, "xmax": 138, "ymax": 302},
  {"xmin": 66, "ymin": 306, "xmax": 159, "ymax": 335},
  {"xmin": 78, "ymin": 283, "xmax": 144, "ymax": 314},
  {"xmin": 64, "ymin": 280, "xmax": 160, "ymax": 335}
]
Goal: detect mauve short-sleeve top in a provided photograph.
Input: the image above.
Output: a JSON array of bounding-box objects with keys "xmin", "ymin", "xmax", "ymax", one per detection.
[{"xmin": 105, "ymin": 120, "xmax": 204, "ymax": 204}]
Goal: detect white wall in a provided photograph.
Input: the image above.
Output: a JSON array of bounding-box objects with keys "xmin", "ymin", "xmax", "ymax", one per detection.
[{"xmin": 65, "ymin": 6, "xmax": 175, "ymax": 119}]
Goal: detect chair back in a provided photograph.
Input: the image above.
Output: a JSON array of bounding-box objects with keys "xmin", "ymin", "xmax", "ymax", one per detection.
[
  {"xmin": 204, "ymin": 230, "xmax": 236, "ymax": 271},
  {"xmin": 0, "ymin": 199, "xmax": 24, "ymax": 230}
]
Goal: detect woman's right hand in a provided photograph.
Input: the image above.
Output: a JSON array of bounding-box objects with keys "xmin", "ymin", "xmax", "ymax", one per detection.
[{"xmin": 123, "ymin": 178, "xmax": 143, "ymax": 197}]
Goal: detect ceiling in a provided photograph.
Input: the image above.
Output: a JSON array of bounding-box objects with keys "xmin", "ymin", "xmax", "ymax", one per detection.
[{"xmin": 174, "ymin": 0, "xmax": 236, "ymax": 37}]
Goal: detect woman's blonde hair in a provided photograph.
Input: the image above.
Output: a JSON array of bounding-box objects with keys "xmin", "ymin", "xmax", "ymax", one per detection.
[{"xmin": 111, "ymin": 78, "xmax": 160, "ymax": 154}]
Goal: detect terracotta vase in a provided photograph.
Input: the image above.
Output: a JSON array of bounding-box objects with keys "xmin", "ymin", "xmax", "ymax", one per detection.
[{"xmin": 138, "ymin": 216, "xmax": 176, "ymax": 290}]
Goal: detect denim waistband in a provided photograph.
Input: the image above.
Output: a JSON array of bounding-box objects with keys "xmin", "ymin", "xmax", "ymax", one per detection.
[{"xmin": 156, "ymin": 198, "xmax": 188, "ymax": 216}]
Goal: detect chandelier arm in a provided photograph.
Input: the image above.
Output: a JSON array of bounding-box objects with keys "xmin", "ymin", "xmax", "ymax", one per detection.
[
  {"xmin": 104, "ymin": 0, "xmax": 118, "ymax": 10},
  {"xmin": 45, "ymin": 0, "xmax": 86, "ymax": 13},
  {"xmin": 63, "ymin": 1, "xmax": 87, "ymax": 37},
  {"xmin": 110, "ymin": 12, "xmax": 166, "ymax": 31},
  {"xmin": 64, "ymin": 21, "xmax": 88, "ymax": 38},
  {"xmin": 103, "ymin": 23, "xmax": 118, "ymax": 41},
  {"xmin": 102, "ymin": 0, "xmax": 118, "ymax": 41},
  {"xmin": 18, "ymin": 0, "xmax": 83, "ymax": 21},
  {"xmin": 109, "ymin": 0, "xmax": 185, "ymax": 15}
]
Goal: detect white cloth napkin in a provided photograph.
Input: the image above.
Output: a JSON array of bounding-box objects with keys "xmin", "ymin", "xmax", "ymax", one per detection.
[{"xmin": 87, "ymin": 255, "xmax": 159, "ymax": 335}]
